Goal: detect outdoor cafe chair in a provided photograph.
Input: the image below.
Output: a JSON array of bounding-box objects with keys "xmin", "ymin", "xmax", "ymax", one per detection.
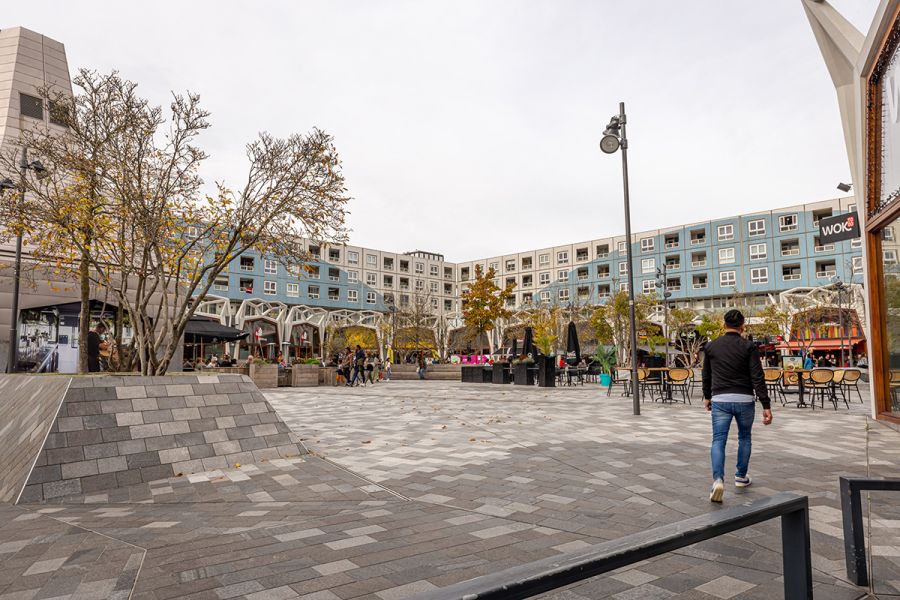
[
  {"xmin": 781, "ymin": 370, "xmax": 800, "ymax": 405},
  {"xmin": 666, "ymin": 368, "xmax": 692, "ymax": 404},
  {"xmin": 808, "ymin": 368, "xmax": 837, "ymax": 410},
  {"xmin": 839, "ymin": 369, "xmax": 864, "ymax": 404},
  {"xmin": 689, "ymin": 368, "xmax": 702, "ymax": 397},
  {"xmin": 763, "ymin": 368, "xmax": 786, "ymax": 406},
  {"xmin": 638, "ymin": 368, "xmax": 662, "ymax": 401},
  {"xmin": 608, "ymin": 367, "xmax": 630, "ymax": 397}
]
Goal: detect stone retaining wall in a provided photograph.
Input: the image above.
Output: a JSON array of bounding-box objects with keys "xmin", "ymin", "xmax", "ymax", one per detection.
[
  {"xmin": 390, "ymin": 364, "xmax": 461, "ymax": 381},
  {"xmin": 20, "ymin": 374, "xmax": 304, "ymax": 503}
]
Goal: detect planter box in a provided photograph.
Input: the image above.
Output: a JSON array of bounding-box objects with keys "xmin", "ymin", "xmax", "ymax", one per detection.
[
  {"xmin": 537, "ymin": 356, "xmax": 556, "ymax": 388},
  {"xmin": 319, "ymin": 367, "xmax": 338, "ymax": 386},
  {"xmin": 600, "ymin": 373, "xmax": 612, "ymax": 387},
  {"xmin": 491, "ymin": 364, "xmax": 512, "ymax": 384},
  {"xmin": 291, "ymin": 364, "xmax": 319, "ymax": 387},
  {"xmin": 513, "ymin": 363, "xmax": 535, "ymax": 386},
  {"xmin": 249, "ymin": 363, "xmax": 278, "ymax": 389}
]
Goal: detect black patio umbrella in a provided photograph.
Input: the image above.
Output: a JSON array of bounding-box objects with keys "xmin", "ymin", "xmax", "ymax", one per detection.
[
  {"xmin": 511, "ymin": 337, "xmax": 519, "ymax": 358},
  {"xmin": 566, "ymin": 321, "xmax": 581, "ymax": 365},
  {"xmin": 523, "ymin": 327, "xmax": 534, "ymax": 357}
]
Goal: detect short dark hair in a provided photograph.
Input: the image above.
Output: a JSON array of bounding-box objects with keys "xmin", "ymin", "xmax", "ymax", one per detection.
[
  {"xmin": 96, "ymin": 323, "xmax": 107, "ymax": 332},
  {"xmin": 724, "ymin": 309, "xmax": 745, "ymax": 328}
]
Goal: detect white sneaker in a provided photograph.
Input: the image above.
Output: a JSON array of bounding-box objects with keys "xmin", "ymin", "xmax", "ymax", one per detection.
[
  {"xmin": 735, "ymin": 475, "xmax": 752, "ymax": 488},
  {"xmin": 710, "ymin": 479, "xmax": 724, "ymax": 503}
]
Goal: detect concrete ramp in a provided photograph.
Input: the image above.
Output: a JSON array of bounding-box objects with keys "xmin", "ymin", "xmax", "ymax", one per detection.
[
  {"xmin": 20, "ymin": 374, "xmax": 304, "ymax": 503},
  {"xmin": 0, "ymin": 375, "xmax": 70, "ymax": 503}
]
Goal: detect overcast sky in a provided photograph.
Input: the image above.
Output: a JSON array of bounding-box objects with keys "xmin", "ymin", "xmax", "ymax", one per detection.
[{"xmin": 4, "ymin": 1, "xmax": 881, "ymax": 262}]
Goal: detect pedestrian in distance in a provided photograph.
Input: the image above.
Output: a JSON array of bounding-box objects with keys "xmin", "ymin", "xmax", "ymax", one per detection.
[
  {"xmin": 417, "ymin": 351, "xmax": 426, "ymax": 380},
  {"xmin": 384, "ymin": 356, "xmax": 392, "ymax": 381},
  {"xmin": 702, "ymin": 309, "xmax": 773, "ymax": 503},
  {"xmin": 352, "ymin": 345, "xmax": 366, "ymax": 386},
  {"xmin": 365, "ymin": 352, "xmax": 376, "ymax": 384}
]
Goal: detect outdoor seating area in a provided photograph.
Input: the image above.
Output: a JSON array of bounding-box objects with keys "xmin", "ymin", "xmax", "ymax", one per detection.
[{"xmin": 604, "ymin": 366, "xmax": 866, "ymax": 410}]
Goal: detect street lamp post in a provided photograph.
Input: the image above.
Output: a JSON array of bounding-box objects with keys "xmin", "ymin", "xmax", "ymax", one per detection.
[
  {"xmin": 832, "ymin": 277, "xmax": 848, "ymax": 367},
  {"xmin": 655, "ymin": 264, "xmax": 672, "ymax": 367},
  {"xmin": 3, "ymin": 147, "xmax": 46, "ymax": 373},
  {"xmin": 601, "ymin": 102, "xmax": 641, "ymax": 415}
]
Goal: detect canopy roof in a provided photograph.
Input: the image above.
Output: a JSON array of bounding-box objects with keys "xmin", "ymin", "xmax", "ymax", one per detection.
[{"xmin": 184, "ymin": 319, "xmax": 248, "ymax": 342}]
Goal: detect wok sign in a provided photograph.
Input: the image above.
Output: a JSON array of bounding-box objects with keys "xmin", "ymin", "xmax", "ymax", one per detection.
[{"xmin": 819, "ymin": 211, "xmax": 861, "ymax": 244}]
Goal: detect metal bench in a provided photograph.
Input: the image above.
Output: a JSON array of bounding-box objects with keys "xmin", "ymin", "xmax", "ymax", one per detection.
[{"xmin": 840, "ymin": 476, "xmax": 900, "ymax": 586}]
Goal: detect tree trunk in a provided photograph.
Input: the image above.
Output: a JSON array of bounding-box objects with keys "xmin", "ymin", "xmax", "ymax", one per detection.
[{"xmin": 77, "ymin": 247, "xmax": 91, "ymax": 374}]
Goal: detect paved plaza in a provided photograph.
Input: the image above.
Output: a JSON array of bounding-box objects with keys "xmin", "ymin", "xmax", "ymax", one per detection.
[{"xmin": 0, "ymin": 379, "xmax": 898, "ymax": 599}]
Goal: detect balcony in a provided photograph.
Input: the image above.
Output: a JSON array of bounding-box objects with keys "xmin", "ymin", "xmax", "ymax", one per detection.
[
  {"xmin": 668, "ymin": 285, "xmax": 681, "ymax": 292},
  {"xmin": 596, "ymin": 252, "xmax": 609, "ymax": 259},
  {"xmin": 690, "ymin": 237, "xmax": 705, "ymax": 245},
  {"xmin": 693, "ymin": 283, "xmax": 708, "ymax": 289},
  {"xmin": 783, "ymin": 274, "xmax": 801, "ymax": 281},
  {"xmin": 691, "ymin": 260, "xmax": 707, "ymax": 268},
  {"xmin": 814, "ymin": 244, "xmax": 835, "ymax": 252},
  {"xmin": 781, "ymin": 248, "xmax": 800, "ymax": 257},
  {"xmin": 816, "ymin": 270, "xmax": 836, "ymax": 278},
  {"xmin": 665, "ymin": 241, "xmax": 679, "ymax": 249},
  {"xmin": 666, "ymin": 262, "xmax": 681, "ymax": 270}
]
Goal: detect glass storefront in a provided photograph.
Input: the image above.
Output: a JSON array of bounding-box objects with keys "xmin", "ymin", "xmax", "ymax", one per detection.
[{"xmin": 881, "ymin": 215, "xmax": 900, "ymax": 417}]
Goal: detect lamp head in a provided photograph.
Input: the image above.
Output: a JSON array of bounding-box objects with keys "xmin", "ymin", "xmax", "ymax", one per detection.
[
  {"xmin": 0, "ymin": 178, "xmax": 15, "ymax": 191},
  {"xmin": 837, "ymin": 182, "xmax": 852, "ymax": 193},
  {"xmin": 600, "ymin": 134, "xmax": 620, "ymax": 154}
]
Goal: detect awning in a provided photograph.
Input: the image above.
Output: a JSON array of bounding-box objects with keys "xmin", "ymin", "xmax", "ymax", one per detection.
[
  {"xmin": 184, "ymin": 319, "xmax": 248, "ymax": 342},
  {"xmin": 775, "ymin": 338, "xmax": 865, "ymax": 351}
]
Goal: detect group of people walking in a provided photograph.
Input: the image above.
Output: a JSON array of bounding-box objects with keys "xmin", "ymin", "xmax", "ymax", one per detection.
[{"xmin": 337, "ymin": 345, "xmax": 392, "ymax": 386}]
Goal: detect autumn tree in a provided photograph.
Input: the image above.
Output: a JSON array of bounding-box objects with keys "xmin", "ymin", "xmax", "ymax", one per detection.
[
  {"xmin": 396, "ymin": 291, "xmax": 437, "ymax": 358},
  {"xmin": 590, "ymin": 288, "xmax": 654, "ymax": 366},
  {"xmin": 6, "ymin": 69, "xmax": 350, "ymax": 375},
  {"xmin": 460, "ymin": 264, "xmax": 514, "ymax": 355}
]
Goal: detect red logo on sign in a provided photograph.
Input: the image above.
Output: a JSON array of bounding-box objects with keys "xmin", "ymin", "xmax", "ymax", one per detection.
[{"xmin": 846, "ymin": 216, "xmax": 854, "ymax": 228}]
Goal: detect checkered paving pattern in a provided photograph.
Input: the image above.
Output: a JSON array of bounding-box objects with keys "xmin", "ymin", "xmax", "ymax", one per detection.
[{"xmin": 0, "ymin": 379, "xmax": 896, "ymax": 599}]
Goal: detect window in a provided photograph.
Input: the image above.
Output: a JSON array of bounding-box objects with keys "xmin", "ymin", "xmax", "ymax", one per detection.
[
  {"xmin": 384, "ymin": 275, "xmax": 393, "ymax": 288},
  {"xmin": 885, "ymin": 249, "xmax": 899, "ymax": 265},
  {"xmin": 782, "ymin": 264, "xmax": 801, "ymax": 281},
  {"xmin": 307, "ymin": 265, "xmax": 320, "ymax": 279},
  {"xmin": 384, "ymin": 257, "xmax": 394, "ymax": 270},
  {"xmin": 642, "ymin": 279, "xmax": 655, "ymax": 294},
  {"xmin": 400, "ymin": 260, "xmax": 410, "ymax": 272},
  {"xmin": 239, "ymin": 278, "xmax": 254, "ymax": 293},
  {"xmin": 596, "ymin": 244, "xmax": 609, "ymax": 258},
  {"xmin": 366, "ymin": 254, "xmax": 377, "ymax": 266},
  {"xmin": 665, "ymin": 256, "xmax": 680, "ymax": 269},
  {"xmin": 557, "ymin": 251, "xmax": 569, "ymax": 264},
  {"xmin": 617, "ymin": 241, "xmax": 628, "ymax": 255},
  {"xmin": 557, "ymin": 270, "xmax": 569, "ymax": 282},
  {"xmin": 328, "ymin": 248, "xmax": 341, "ymax": 262},
  {"xmin": 640, "ymin": 238, "xmax": 655, "ymax": 252},
  {"xmin": 690, "ymin": 229, "xmax": 706, "ymax": 245},
  {"xmin": 619, "ymin": 261, "xmax": 627, "ymax": 275},
  {"xmin": 558, "ymin": 289, "xmax": 569, "ymax": 301},
  {"xmin": 347, "ymin": 251, "xmax": 359, "ymax": 265},
  {"xmin": 348, "ymin": 271, "xmax": 359, "ymax": 284},
  {"xmin": 187, "ymin": 226, "xmax": 199, "ymax": 238},
  {"xmin": 664, "ymin": 233, "xmax": 679, "ymax": 249},
  {"xmin": 852, "ymin": 256, "xmax": 863, "ymax": 273},
  {"xmin": 666, "ymin": 277, "xmax": 681, "ymax": 291},
  {"xmin": 19, "ymin": 93, "xmax": 43, "ymax": 119},
  {"xmin": 432, "ymin": 297, "xmax": 439, "ymax": 310},
  {"xmin": 851, "ymin": 238, "xmax": 862, "ymax": 249},
  {"xmin": 575, "ymin": 248, "xmax": 589, "ymax": 262},
  {"xmin": 430, "ymin": 264, "xmax": 439, "ymax": 276},
  {"xmin": 814, "ymin": 236, "xmax": 834, "ymax": 252},
  {"xmin": 348, "ymin": 289, "xmax": 358, "ymax": 303},
  {"xmin": 717, "ymin": 224, "xmax": 734, "ymax": 241},
  {"xmin": 750, "ymin": 267, "xmax": 768, "ymax": 284},
  {"xmin": 445, "ymin": 299, "xmax": 453, "ymax": 311},
  {"xmin": 719, "ymin": 271, "xmax": 736, "ymax": 287},
  {"xmin": 597, "ymin": 284, "xmax": 611, "ymax": 297},
  {"xmin": 414, "ymin": 262, "xmax": 424, "ymax": 274},
  {"xmin": 328, "ymin": 267, "xmax": 340, "ymax": 281},
  {"xmin": 366, "ymin": 272, "xmax": 377, "ymax": 285},
  {"xmin": 749, "ymin": 243, "xmax": 767, "ymax": 260},
  {"xmin": 576, "ymin": 267, "xmax": 588, "ymax": 281},
  {"xmin": 539, "ymin": 254, "xmax": 550, "ymax": 266},
  {"xmin": 400, "ymin": 277, "xmax": 410, "ymax": 289},
  {"xmin": 263, "ymin": 280, "xmax": 277, "ymax": 295},
  {"xmin": 213, "ymin": 278, "xmax": 229, "ymax": 292},
  {"xmin": 521, "ymin": 274, "xmax": 532, "ymax": 288},
  {"xmin": 779, "ymin": 214, "xmax": 798, "ymax": 232},
  {"xmin": 597, "ymin": 264, "xmax": 610, "ymax": 278},
  {"xmin": 540, "ymin": 290, "xmax": 551, "ymax": 301},
  {"xmin": 287, "ymin": 283, "xmax": 299, "ymax": 297},
  {"xmin": 264, "ymin": 259, "xmax": 277, "ymax": 274},
  {"xmin": 693, "ymin": 274, "xmax": 708, "ymax": 289},
  {"xmin": 691, "ymin": 252, "xmax": 707, "ymax": 267},
  {"xmin": 415, "ymin": 279, "xmax": 424, "ymax": 291},
  {"xmin": 328, "ymin": 287, "xmax": 339, "ymax": 301},
  {"xmin": 539, "ymin": 272, "xmax": 550, "ymax": 285},
  {"xmin": 641, "ymin": 258, "xmax": 655, "ymax": 273},
  {"xmin": 812, "ymin": 208, "xmax": 832, "ymax": 227},
  {"xmin": 884, "ymin": 227, "xmax": 895, "ymax": 241},
  {"xmin": 748, "ymin": 219, "xmax": 766, "ymax": 237},
  {"xmin": 619, "ymin": 282, "xmax": 629, "ymax": 292},
  {"xmin": 781, "ymin": 240, "xmax": 800, "ymax": 256},
  {"xmin": 816, "ymin": 261, "xmax": 836, "ymax": 278},
  {"xmin": 48, "ymin": 100, "xmax": 69, "ymax": 127},
  {"xmin": 718, "ymin": 248, "xmax": 735, "ymax": 264},
  {"xmin": 308, "ymin": 285, "xmax": 320, "ymax": 299},
  {"xmin": 430, "ymin": 281, "xmax": 439, "ymax": 293},
  {"xmin": 240, "ymin": 257, "xmax": 255, "ymax": 272},
  {"xmin": 308, "ymin": 245, "xmax": 320, "ymax": 259}
]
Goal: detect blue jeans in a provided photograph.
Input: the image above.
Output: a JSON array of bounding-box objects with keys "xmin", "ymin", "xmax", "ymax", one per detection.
[{"xmin": 710, "ymin": 402, "xmax": 755, "ymax": 481}]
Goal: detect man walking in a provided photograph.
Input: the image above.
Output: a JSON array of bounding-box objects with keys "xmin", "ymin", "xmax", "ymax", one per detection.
[{"xmin": 702, "ymin": 310, "xmax": 773, "ymax": 503}]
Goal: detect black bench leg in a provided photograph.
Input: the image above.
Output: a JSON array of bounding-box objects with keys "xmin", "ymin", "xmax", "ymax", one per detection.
[
  {"xmin": 840, "ymin": 478, "xmax": 868, "ymax": 586},
  {"xmin": 782, "ymin": 504, "xmax": 813, "ymax": 599}
]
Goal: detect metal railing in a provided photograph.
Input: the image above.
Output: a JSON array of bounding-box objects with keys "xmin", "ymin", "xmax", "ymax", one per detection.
[
  {"xmin": 840, "ymin": 476, "xmax": 900, "ymax": 587},
  {"xmin": 414, "ymin": 492, "xmax": 812, "ymax": 600}
]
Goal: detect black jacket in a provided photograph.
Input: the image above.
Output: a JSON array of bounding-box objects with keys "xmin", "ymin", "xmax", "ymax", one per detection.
[{"xmin": 702, "ymin": 332, "xmax": 771, "ymax": 409}]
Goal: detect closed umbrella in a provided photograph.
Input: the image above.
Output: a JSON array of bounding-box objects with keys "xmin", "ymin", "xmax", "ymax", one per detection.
[
  {"xmin": 567, "ymin": 321, "xmax": 581, "ymax": 365},
  {"xmin": 523, "ymin": 327, "xmax": 534, "ymax": 357},
  {"xmin": 511, "ymin": 337, "xmax": 519, "ymax": 359}
]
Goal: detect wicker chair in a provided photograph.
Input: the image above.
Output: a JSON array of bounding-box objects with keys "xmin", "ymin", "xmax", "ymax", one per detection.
[
  {"xmin": 666, "ymin": 368, "xmax": 692, "ymax": 404},
  {"xmin": 808, "ymin": 368, "xmax": 836, "ymax": 410},
  {"xmin": 763, "ymin": 368, "xmax": 786, "ymax": 406},
  {"xmin": 840, "ymin": 369, "xmax": 864, "ymax": 404},
  {"xmin": 637, "ymin": 368, "xmax": 662, "ymax": 401}
]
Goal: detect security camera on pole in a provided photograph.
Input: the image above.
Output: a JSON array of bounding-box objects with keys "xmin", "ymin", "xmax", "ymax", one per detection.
[{"xmin": 600, "ymin": 102, "xmax": 641, "ymax": 415}]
